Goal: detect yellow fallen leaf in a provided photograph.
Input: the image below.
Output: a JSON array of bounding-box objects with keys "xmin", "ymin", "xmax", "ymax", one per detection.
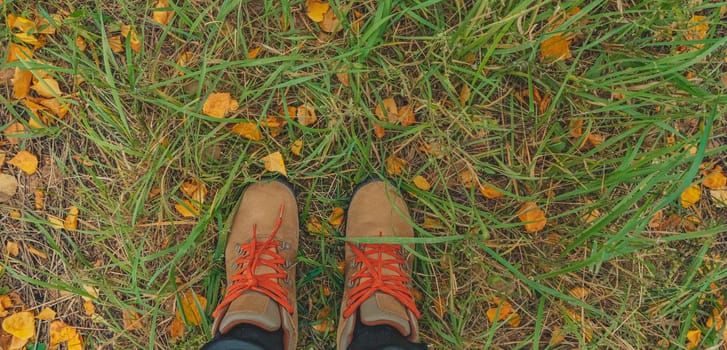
[
  {"xmin": 479, "ymin": 184, "xmax": 504, "ymax": 199},
  {"xmin": 549, "ymin": 326, "xmax": 566, "ymax": 346},
  {"xmin": 458, "ymin": 169, "xmax": 476, "ymax": 189},
  {"xmin": 120, "ymin": 24, "xmax": 141, "ymax": 53},
  {"xmin": 12, "ymin": 68, "xmax": 32, "ymax": 99},
  {"xmin": 306, "ymin": 216, "xmax": 324, "ymax": 235},
  {"xmin": 336, "ymin": 70, "xmax": 349, "ymax": 87},
  {"xmin": 50, "ymin": 320, "xmax": 82, "ymax": 347},
  {"xmin": 702, "ymin": 166, "xmax": 727, "ymax": 189},
  {"xmin": 230, "ymin": 122, "xmax": 263, "ymax": 141},
  {"xmin": 3, "ymin": 122, "xmax": 26, "ymax": 145},
  {"xmin": 328, "ymin": 207, "xmax": 344, "ymax": 227},
  {"xmin": 6, "ymin": 241, "xmax": 19, "ymax": 257},
  {"xmin": 169, "ymin": 317, "xmax": 185, "ymax": 338},
  {"xmin": 422, "ymin": 217, "xmax": 444, "ymax": 230},
  {"xmin": 202, "ymin": 92, "xmax": 239, "ymax": 118},
  {"xmin": 372, "ymin": 120, "xmax": 385, "ymax": 139},
  {"xmin": 180, "ymin": 179, "xmax": 207, "ymax": 204},
  {"xmin": 2, "ymin": 311, "xmax": 35, "ymax": 339},
  {"xmin": 247, "ymin": 46, "xmax": 261, "ymax": 59},
  {"xmin": 569, "ymin": 287, "xmax": 591, "ymax": 300},
  {"xmin": 178, "ymin": 290, "xmax": 206, "ymax": 325},
  {"xmin": 685, "ymin": 15, "xmax": 708, "ymax": 49},
  {"xmin": 290, "ymin": 138, "xmax": 303, "ymax": 156},
  {"xmin": 540, "ymin": 33, "xmax": 572, "ymax": 63},
  {"xmin": 152, "ymin": 0, "xmax": 174, "ymax": 25},
  {"xmin": 8, "ymin": 14, "xmax": 35, "ymax": 32},
  {"xmin": 35, "ymin": 14, "xmax": 60, "ymax": 35},
  {"xmin": 686, "ymin": 329, "xmax": 701, "ymax": 349},
  {"xmin": 458, "ymin": 84, "xmax": 471, "ymax": 105},
  {"xmin": 319, "ymin": 7, "xmax": 340, "ymax": 33},
  {"xmin": 517, "ymin": 201, "xmax": 547, "ymax": 232},
  {"xmin": 680, "ymin": 184, "xmax": 701, "ymax": 208},
  {"xmin": 64, "ymin": 205, "xmax": 79, "ymax": 231},
  {"xmin": 109, "ymin": 35, "xmax": 123, "ymax": 53},
  {"xmin": 14, "ymin": 32, "xmax": 44, "ymax": 48},
  {"xmin": 586, "ymin": 133, "xmax": 605, "ymax": 148},
  {"xmin": 8, "ymin": 151, "xmax": 39, "ymax": 175},
  {"xmin": 570, "ymin": 118, "xmax": 583, "ymax": 137},
  {"xmin": 35, "ymin": 189, "xmax": 45, "ymax": 210},
  {"xmin": 75, "ymin": 36, "xmax": 87, "ymax": 51},
  {"xmin": 31, "ymin": 77, "xmax": 62, "ymax": 98},
  {"xmin": 486, "ymin": 299, "xmax": 520, "ymax": 327},
  {"xmin": 296, "ymin": 104, "xmax": 317, "ymax": 126},
  {"xmin": 36, "ymin": 307, "xmax": 56, "ymax": 321},
  {"xmin": 305, "ymin": 0, "xmax": 330, "ymax": 22},
  {"xmin": 176, "ymin": 51, "xmax": 192, "ymax": 75},
  {"xmin": 175, "ymin": 199, "xmax": 201, "ymax": 217},
  {"xmin": 385, "ymin": 155, "xmax": 407, "ymax": 176},
  {"xmin": 38, "ymin": 97, "xmax": 70, "ymax": 119},
  {"xmin": 26, "ymin": 245, "xmax": 47, "ymax": 259},
  {"xmin": 83, "ymin": 299, "xmax": 95, "ymax": 316},
  {"xmin": 412, "ymin": 175, "xmax": 431, "ymax": 191},
  {"xmin": 6, "ymin": 43, "xmax": 33, "ymax": 63},
  {"xmin": 261, "ymin": 151, "xmax": 287, "ymax": 177}
]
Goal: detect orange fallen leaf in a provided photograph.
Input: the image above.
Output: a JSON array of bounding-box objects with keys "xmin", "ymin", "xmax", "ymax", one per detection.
[
  {"xmin": 6, "ymin": 242, "xmax": 19, "ymax": 257},
  {"xmin": 398, "ymin": 104, "xmax": 416, "ymax": 126},
  {"xmin": 12, "ymin": 68, "xmax": 32, "ymax": 99},
  {"xmin": 336, "ymin": 70, "xmax": 349, "ymax": 87},
  {"xmin": 517, "ymin": 201, "xmax": 547, "ymax": 232},
  {"xmin": 290, "ymin": 138, "xmax": 303, "ymax": 156},
  {"xmin": 83, "ymin": 299, "xmax": 95, "ymax": 316},
  {"xmin": 48, "ymin": 215, "xmax": 64, "ymax": 229},
  {"xmin": 261, "ymin": 151, "xmax": 287, "ymax": 177},
  {"xmin": 686, "ymin": 329, "xmax": 701, "ymax": 349},
  {"xmin": 64, "ymin": 205, "xmax": 79, "ymax": 231},
  {"xmin": 50, "ymin": 320, "xmax": 82, "ymax": 348},
  {"xmin": 152, "ymin": 0, "xmax": 174, "ymax": 25},
  {"xmin": 202, "ymin": 92, "xmax": 239, "ymax": 118},
  {"xmin": 486, "ymin": 299, "xmax": 520, "ymax": 327},
  {"xmin": 26, "ymin": 245, "xmax": 47, "ymax": 259},
  {"xmin": 123, "ymin": 310, "xmax": 143, "ymax": 331},
  {"xmin": 305, "ymin": 0, "xmax": 330, "ymax": 22},
  {"xmin": 540, "ymin": 33, "xmax": 572, "ymax": 63},
  {"xmin": 3, "ymin": 122, "xmax": 26, "ymax": 145},
  {"xmin": 296, "ymin": 104, "xmax": 317, "ymax": 126},
  {"xmin": 458, "ymin": 84, "xmax": 471, "ymax": 105},
  {"xmin": 247, "ymin": 47, "xmax": 261, "ymax": 59},
  {"xmin": 433, "ymin": 297, "xmax": 446, "ymax": 318},
  {"xmin": 319, "ymin": 7, "xmax": 340, "ymax": 33},
  {"xmin": 422, "ymin": 217, "xmax": 444, "ymax": 230},
  {"xmin": 38, "ymin": 98, "xmax": 69, "ymax": 119},
  {"xmin": 375, "ymin": 98, "xmax": 398, "ymax": 123},
  {"xmin": 312, "ymin": 319, "xmax": 335, "ymax": 333},
  {"xmin": 569, "ymin": 119, "xmax": 583, "ymax": 137},
  {"xmin": 75, "ymin": 36, "xmax": 87, "ymax": 51},
  {"xmin": 569, "ymin": 287, "xmax": 591, "ymax": 300},
  {"xmin": 306, "ymin": 216, "xmax": 324, "ymax": 235},
  {"xmin": 120, "ymin": 25, "xmax": 141, "ymax": 53},
  {"xmin": 681, "ymin": 184, "xmax": 700, "ymax": 208},
  {"xmin": 169, "ymin": 317, "xmax": 185, "ymax": 338},
  {"xmin": 685, "ymin": 15, "xmax": 708, "ymax": 49},
  {"xmin": 2, "ymin": 311, "xmax": 35, "ymax": 339},
  {"xmin": 328, "ymin": 207, "xmax": 344, "ymax": 227},
  {"xmin": 178, "ymin": 290, "xmax": 207, "ymax": 325},
  {"xmin": 175, "ymin": 199, "xmax": 201, "ymax": 218},
  {"xmin": 109, "ymin": 35, "xmax": 123, "ymax": 53},
  {"xmin": 586, "ymin": 133, "xmax": 605, "ymax": 148},
  {"xmin": 479, "ymin": 184, "xmax": 504, "ymax": 199},
  {"xmin": 412, "ymin": 175, "xmax": 431, "ymax": 191},
  {"xmin": 6, "ymin": 43, "xmax": 33, "ymax": 63},
  {"xmin": 702, "ymin": 166, "xmax": 726, "ymax": 189},
  {"xmin": 35, "ymin": 189, "xmax": 45, "ymax": 210},
  {"xmin": 8, "ymin": 151, "xmax": 38, "ymax": 175},
  {"xmin": 36, "ymin": 307, "xmax": 56, "ymax": 321},
  {"xmin": 230, "ymin": 122, "xmax": 263, "ymax": 141},
  {"xmin": 385, "ymin": 155, "xmax": 407, "ymax": 176},
  {"xmin": 35, "ymin": 14, "xmax": 60, "ymax": 35},
  {"xmin": 458, "ymin": 169, "xmax": 476, "ymax": 189}
]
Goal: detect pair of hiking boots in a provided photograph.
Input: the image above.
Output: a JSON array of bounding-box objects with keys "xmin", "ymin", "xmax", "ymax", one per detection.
[{"xmin": 208, "ymin": 179, "xmax": 424, "ymax": 349}]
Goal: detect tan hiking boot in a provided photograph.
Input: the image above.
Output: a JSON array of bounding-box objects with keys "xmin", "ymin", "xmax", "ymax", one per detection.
[
  {"xmin": 337, "ymin": 180, "xmax": 422, "ymax": 350},
  {"xmin": 212, "ymin": 179, "xmax": 298, "ymax": 350}
]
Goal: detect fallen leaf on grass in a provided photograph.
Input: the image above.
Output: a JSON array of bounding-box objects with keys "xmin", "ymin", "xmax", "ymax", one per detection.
[
  {"xmin": 540, "ymin": 33, "xmax": 572, "ymax": 63},
  {"xmin": 458, "ymin": 169, "xmax": 476, "ymax": 189},
  {"xmin": 586, "ymin": 133, "xmax": 605, "ymax": 148},
  {"xmin": 179, "ymin": 178, "xmax": 208, "ymax": 204},
  {"xmin": 247, "ymin": 47, "xmax": 261, "ymax": 59},
  {"xmin": 176, "ymin": 51, "xmax": 192, "ymax": 75},
  {"xmin": 120, "ymin": 25, "xmax": 142, "ymax": 53},
  {"xmin": 319, "ymin": 7, "xmax": 340, "ymax": 33},
  {"xmin": 203, "ymin": 92, "xmax": 239, "ymax": 118},
  {"xmin": 306, "ymin": 216, "xmax": 324, "ymax": 235},
  {"xmin": 517, "ymin": 201, "xmax": 547, "ymax": 233},
  {"xmin": 34, "ymin": 189, "xmax": 45, "ymax": 210},
  {"xmin": 50, "ymin": 320, "xmax": 83, "ymax": 349},
  {"xmin": 83, "ymin": 299, "xmax": 95, "ymax": 316},
  {"xmin": 123, "ymin": 310, "xmax": 143, "ymax": 331},
  {"xmin": 178, "ymin": 290, "xmax": 206, "ymax": 325},
  {"xmin": 702, "ymin": 166, "xmax": 726, "ymax": 189},
  {"xmin": 75, "ymin": 36, "xmax": 87, "ymax": 51},
  {"xmin": 296, "ymin": 104, "xmax": 317, "ymax": 126},
  {"xmin": 229, "ymin": 122, "xmax": 262, "ymax": 141},
  {"xmin": 312, "ymin": 318, "xmax": 335, "ymax": 333},
  {"xmin": 64, "ymin": 206, "xmax": 79, "ymax": 231},
  {"xmin": 152, "ymin": 0, "xmax": 174, "ymax": 25},
  {"xmin": 2, "ymin": 311, "xmax": 35, "ymax": 339},
  {"xmin": 290, "ymin": 139, "xmax": 303, "ymax": 156},
  {"xmin": 0, "ymin": 174, "xmax": 18, "ymax": 203},
  {"xmin": 710, "ymin": 187, "xmax": 727, "ymax": 208},
  {"xmin": 6, "ymin": 242, "xmax": 19, "ymax": 257},
  {"xmin": 336, "ymin": 70, "xmax": 349, "ymax": 87},
  {"xmin": 486, "ymin": 298, "xmax": 521, "ymax": 327},
  {"xmin": 422, "ymin": 217, "xmax": 444, "ymax": 230},
  {"xmin": 686, "ymin": 329, "xmax": 701, "ymax": 349},
  {"xmin": 109, "ymin": 35, "xmax": 123, "ymax": 53},
  {"xmin": 175, "ymin": 199, "xmax": 200, "ymax": 218},
  {"xmin": 570, "ymin": 119, "xmax": 583, "ymax": 137},
  {"xmin": 3, "ymin": 123, "xmax": 25, "ymax": 145},
  {"xmin": 458, "ymin": 84, "xmax": 471, "ymax": 105},
  {"xmin": 684, "ymin": 15, "xmax": 708, "ymax": 50},
  {"xmin": 328, "ymin": 207, "xmax": 344, "ymax": 227},
  {"xmin": 412, "ymin": 175, "xmax": 431, "ymax": 191},
  {"xmin": 261, "ymin": 152, "xmax": 287, "ymax": 177},
  {"xmin": 169, "ymin": 317, "xmax": 185, "ymax": 338},
  {"xmin": 8, "ymin": 151, "xmax": 38, "ymax": 175},
  {"xmin": 6, "ymin": 43, "xmax": 32, "ymax": 63},
  {"xmin": 680, "ymin": 184, "xmax": 700, "ymax": 208},
  {"xmin": 569, "ymin": 287, "xmax": 591, "ymax": 300},
  {"xmin": 305, "ymin": 0, "xmax": 330, "ymax": 22},
  {"xmin": 36, "ymin": 307, "xmax": 56, "ymax": 321},
  {"xmin": 398, "ymin": 104, "xmax": 416, "ymax": 126},
  {"xmin": 433, "ymin": 297, "xmax": 446, "ymax": 318},
  {"xmin": 26, "ymin": 245, "xmax": 47, "ymax": 259},
  {"xmin": 12, "ymin": 68, "xmax": 32, "ymax": 99},
  {"xmin": 479, "ymin": 184, "xmax": 503, "ymax": 199},
  {"xmin": 375, "ymin": 98, "xmax": 398, "ymax": 123},
  {"xmin": 385, "ymin": 155, "xmax": 407, "ymax": 176}
]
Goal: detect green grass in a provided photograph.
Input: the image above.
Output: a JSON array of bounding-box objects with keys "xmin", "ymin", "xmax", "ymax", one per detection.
[{"xmin": 2, "ymin": 0, "xmax": 727, "ymax": 348}]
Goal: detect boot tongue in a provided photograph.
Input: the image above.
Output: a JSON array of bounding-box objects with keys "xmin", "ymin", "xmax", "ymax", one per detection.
[
  {"xmin": 359, "ymin": 292, "xmax": 411, "ymax": 337},
  {"xmin": 219, "ymin": 235, "xmax": 283, "ymax": 334},
  {"xmin": 218, "ymin": 291, "xmax": 282, "ymax": 334}
]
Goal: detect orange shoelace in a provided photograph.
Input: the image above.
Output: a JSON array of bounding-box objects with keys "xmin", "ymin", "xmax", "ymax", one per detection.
[
  {"xmin": 213, "ymin": 205, "xmax": 293, "ymax": 318},
  {"xmin": 342, "ymin": 235, "xmax": 421, "ymax": 319}
]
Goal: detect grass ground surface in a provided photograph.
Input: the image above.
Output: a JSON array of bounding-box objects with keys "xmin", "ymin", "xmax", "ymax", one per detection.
[{"xmin": 2, "ymin": 0, "xmax": 727, "ymax": 349}]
